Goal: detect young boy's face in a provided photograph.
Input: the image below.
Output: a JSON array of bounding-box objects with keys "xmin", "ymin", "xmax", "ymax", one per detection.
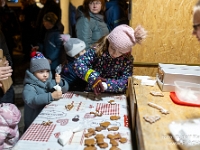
[
  {"xmin": 43, "ymin": 20, "xmax": 54, "ymax": 30},
  {"xmin": 34, "ymin": 70, "xmax": 50, "ymax": 82}
]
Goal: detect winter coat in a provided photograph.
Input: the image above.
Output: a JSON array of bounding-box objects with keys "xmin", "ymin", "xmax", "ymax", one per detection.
[
  {"xmin": 38, "ymin": 27, "xmax": 63, "ymax": 72},
  {"xmin": 75, "ymin": 6, "xmax": 109, "ymax": 50},
  {"xmin": 22, "ymin": 69, "xmax": 69, "ymax": 131},
  {"xmin": 73, "ymin": 48, "xmax": 134, "ymax": 93},
  {"xmin": 0, "ymin": 103, "xmax": 21, "ymax": 149},
  {"xmin": 0, "ymin": 4, "xmax": 21, "ymax": 54},
  {"xmin": 105, "ymin": 0, "xmax": 129, "ymax": 31},
  {"xmin": 35, "ymin": 0, "xmax": 62, "ymax": 43}
]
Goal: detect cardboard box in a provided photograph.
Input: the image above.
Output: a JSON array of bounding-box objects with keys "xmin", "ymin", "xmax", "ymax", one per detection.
[{"xmin": 157, "ymin": 63, "xmax": 200, "ymax": 92}]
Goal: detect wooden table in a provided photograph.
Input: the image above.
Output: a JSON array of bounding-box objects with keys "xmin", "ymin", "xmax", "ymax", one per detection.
[
  {"xmin": 13, "ymin": 92, "xmax": 133, "ymax": 150},
  {"xmin": 128, "ymin": 76, "xmax": 200, "ymax": 150}
]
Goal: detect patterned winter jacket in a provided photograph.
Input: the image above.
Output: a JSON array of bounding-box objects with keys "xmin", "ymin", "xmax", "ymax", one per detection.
[
  {"xmin": 75, "ymin": 6, "xmax": 109, "ymax": 50},
  {"xmin": 73, "ymin": 48, "xmax": 134, "ymax": 93},
  {"xmin": 0, "ymin": 103, "xmax": 21, "ymax": 149}
]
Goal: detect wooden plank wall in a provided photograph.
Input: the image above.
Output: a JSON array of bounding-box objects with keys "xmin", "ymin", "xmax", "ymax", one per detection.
[{"xmin": 131, "ymin": 0, "xmax": 200, "ymax": 76}]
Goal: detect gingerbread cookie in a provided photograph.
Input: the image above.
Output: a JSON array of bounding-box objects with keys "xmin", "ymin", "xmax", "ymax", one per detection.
[
  {"xmin": 84, "ymin": 146, "xmax": 97, "ymax": 150},
  {"xmin": 110, "ymin": 139, "xmax": 118, "ymax": 146},
  {"xmin": 143, "ymin": 115, "xmax": 160, "ymax": 124},
  {"xmin": 110, "ymin": 146, "xmax": 121, "ymax": 150},
  {"xmin": 108, "ymin": 100, "xmax": 116, "ymax": 105},
  {"xmin": 95, "ymin": 126, "xmax": 103, "ymax": 132},
  {"xmin": 84, "ymin": 139, "xmax": 96, "ymax": 146},
  {"xmin": 65, "ymin": 104, "xmax": 74, "ymax": 111},
  {"xmin": 119, "ymin": 137, "xmax": 127, "ymax": 143},
  {"xmin": 107, "ymin": 133, "xmax": 121, "ymax": 140},
  {"xmin": 95, "ymin": 134, "xmax": 105, "ymax": 139},
  {"xmin": 98, "ymin": 142, "xmax": 108, "ymax": 148},
  {"xmin": 84, "ymin": 128, "xmax": 96, "ymax": 138},
  {"xmin": 107, "ymin": 126, "xmax": 119, "ymax": 131},
  {"xmin": 100, "ymin": 121, "xmax": 110, "ymax": 129},
  {"xmin": 110, "ymin": 116, "xmax": 120, "ymax": 120}
]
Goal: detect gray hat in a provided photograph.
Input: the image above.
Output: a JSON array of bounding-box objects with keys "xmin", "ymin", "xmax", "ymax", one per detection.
[
  {"xmin": 30, "ymin": 52, "xmax": 50, "ymax": 73},
  {"xmin": 63, "ymin": 38, "xmax": 86, "ymax": 57}
]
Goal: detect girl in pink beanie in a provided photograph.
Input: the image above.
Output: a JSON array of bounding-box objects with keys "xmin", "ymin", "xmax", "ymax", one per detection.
[{"xmin": 73, "ymin": 24, "xmax": 147, "ymax": 95}]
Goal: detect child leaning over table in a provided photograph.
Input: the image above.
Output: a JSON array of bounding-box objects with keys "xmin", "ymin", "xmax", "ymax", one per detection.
[
  {"xmin": 22, "ymin": 52, "xmax": 69, "ymax": 132},
  {"xmin": 0, "ymin": 103, "xmax": 21, "ymax": 149},
  {"xmin": 60, "ymin": 34, "xmax": 87, "ymax": 91},
  {"xmin": 73, "ymin": 24, "xmax": 147, "ymax": 95}
]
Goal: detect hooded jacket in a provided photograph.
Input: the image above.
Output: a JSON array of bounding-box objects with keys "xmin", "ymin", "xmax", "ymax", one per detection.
[
  {"xmin": 22, "ymin": 69, "xmax": 69, "ymax": 131},
  {"xmin": 75, "ymin": 6, "xmax": 109, "ymax": 50},
  {"xmin": 0, "ymin": 103, "xmax": 21, "ymax": 149}
]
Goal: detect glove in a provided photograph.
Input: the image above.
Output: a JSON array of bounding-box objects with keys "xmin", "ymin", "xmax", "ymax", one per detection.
[{"xmin": 92, "ymin": 77, "xmax": 106, "ymax": 95}]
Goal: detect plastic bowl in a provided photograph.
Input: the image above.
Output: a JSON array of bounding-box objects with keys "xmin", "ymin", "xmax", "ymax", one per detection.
[{"xmin": 174, "ymin": 81, "xmax": 200, "ymax": 104}]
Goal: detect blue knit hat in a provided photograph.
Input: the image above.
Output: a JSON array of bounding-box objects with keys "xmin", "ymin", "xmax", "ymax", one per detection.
[{"xmin": 30, "ymin": 52, "xmax": 50, "ymax": 73}]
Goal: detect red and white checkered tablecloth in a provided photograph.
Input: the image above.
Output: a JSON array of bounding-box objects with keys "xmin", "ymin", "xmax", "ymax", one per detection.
[
  {"xmin": 21, "ymin": 123, "xmax": 56, "ymax": 142},
  {"xmin": 13, "ymin": 92, "xmax": 132, "ymax": 150}
]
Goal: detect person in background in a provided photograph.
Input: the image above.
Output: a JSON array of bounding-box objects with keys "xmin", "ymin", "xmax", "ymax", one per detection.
[
  {"xmin": 73, "ymin": 24, "xmax": 147, "ymax": 95},
  {"xmin": 69, "ymin": 2, "xmax": 77, "ymax": 38},
  {"xmin": 0, "ymin": 0, "xmax": 21, "ymax": 83},
  {"xmin": 32, "ymin": 12, "xmax": 63, "ymax": 77},
  {"xmin": 35, "ymin": 0, "xmax": 63, "ymax": 44},
  {"xmin": 0, "ymin": 0, "xmax": 21, "ymax": 59},
  {"xmin": 0, "ymin": 103, "xmax": 21, "ymax": 149},
  {"xmin": 60, "ymin": 34, "xmax": 87, "ymax": 91},
  {"xmin": 76, "ymin": 0, "xmax": 109, "ymax": 50},
  {"xmin": 22, "ymin": 52, "xmax": 69, "ymax": 132},
  {"xmin": 0, "ymin": 30, "xmax": 15, "ymax": 104},
  {"xmin": 105, "ymin": 0, "xmax": 129, "ymax": 31},
  {"xmin": 19, "ymin": 0, "xmax": 40, "ymax": 62},
  {"xmin": 192, "ymin": 0, "xmax": 200, "ymax": 42}
]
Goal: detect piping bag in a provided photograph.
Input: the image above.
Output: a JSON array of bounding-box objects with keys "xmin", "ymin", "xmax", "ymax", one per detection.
[{"xmin": 54, "ymin": 64, "xmax": 62, "ymax": 91}]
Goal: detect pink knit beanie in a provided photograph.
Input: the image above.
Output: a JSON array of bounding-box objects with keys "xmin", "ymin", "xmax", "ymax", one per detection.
[{"xmin": 108, "ymin": 24, "xmax": 136, "ymax": 53}]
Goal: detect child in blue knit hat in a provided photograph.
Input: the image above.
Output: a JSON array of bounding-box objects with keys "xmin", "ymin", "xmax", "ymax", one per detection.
[{"xmin": 22, "ymin": 52, "xmax": 69, "ymax": 132}]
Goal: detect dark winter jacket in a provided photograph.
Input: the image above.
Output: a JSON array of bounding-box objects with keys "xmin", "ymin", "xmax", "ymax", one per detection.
[
  {"xmin": 105, "ymin": 0, "xmax": 129, "ymax": 31},
  {"xmin": 75, "ymin": 6, "xmax": 109, "ymax": 50},
  {"xmin": 35, "ymin": 0, "xmax": 62, "ymax": 43},
  {"xmin": 38, "ymin": 27, "xmax": 63, "ymax": 72}
]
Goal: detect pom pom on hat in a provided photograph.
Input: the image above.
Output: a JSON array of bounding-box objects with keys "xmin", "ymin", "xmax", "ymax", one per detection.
[
  {"xmin": 60, "ymin": 34, "xmax": 86, "ymax": 57},
  {"xmin": 30, "ymin": 52, "xmax": 50, "ymax": 73}
]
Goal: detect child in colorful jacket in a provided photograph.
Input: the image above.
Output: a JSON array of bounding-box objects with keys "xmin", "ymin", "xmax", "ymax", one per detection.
[
  {"xmin": 73, "ymin": 24, "xmax": 147, "ymax": 95},
  {"xmin": 60, "ymin": 34, "xmax": 87, "ymax": 91},
  {"xmin": 0, "ymin": 103, "xmax": 21, "ymax": 149}
]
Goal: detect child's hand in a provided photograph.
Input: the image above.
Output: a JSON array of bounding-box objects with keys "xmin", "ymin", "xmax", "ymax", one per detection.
[
  {"xmin": 55, "ymin": 73, "xmax": 61, "ymax": 84},
  {"xmin": 51, "ymin": 91, "xmax": 62, "ymax": 100}
]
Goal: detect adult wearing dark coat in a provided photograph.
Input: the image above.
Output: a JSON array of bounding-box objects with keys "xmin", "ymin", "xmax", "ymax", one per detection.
[
  {"xmin": 105, "ymin": 0, "xmax": 129, "ymax": 31},
  {"xmin": 35, "ymin": 0, "xmax": 63, "ymax": 43}
]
